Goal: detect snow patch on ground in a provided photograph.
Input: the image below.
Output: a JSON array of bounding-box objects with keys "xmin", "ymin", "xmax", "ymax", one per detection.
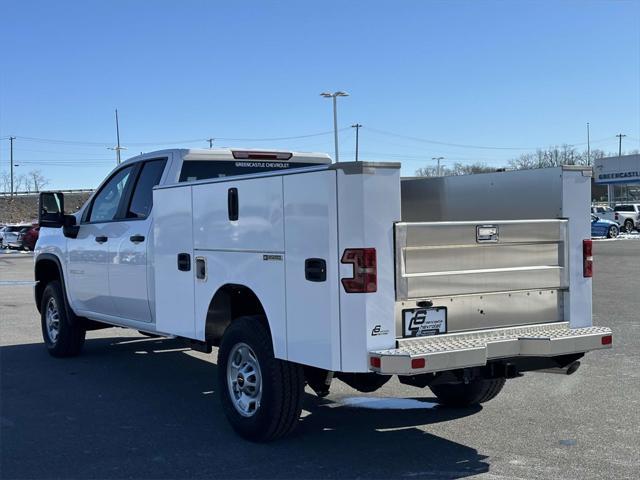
[
  {"xmin": 0, "ymin": 248, "xmax": 32, "ymax": 255},
  {"xmin": 593, "ymin": 231, "xmax": 640, "ymax": 241}
]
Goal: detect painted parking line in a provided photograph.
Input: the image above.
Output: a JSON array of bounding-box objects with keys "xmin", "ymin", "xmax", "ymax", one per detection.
[{"xmin": 0, "ymin": 280, "xmax": 37, "ymax": 286}]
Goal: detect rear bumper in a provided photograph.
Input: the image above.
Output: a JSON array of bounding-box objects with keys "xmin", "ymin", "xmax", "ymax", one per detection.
[{"xmin": 369, "ymin": 322, "xmax": 612, "ymax": 375}]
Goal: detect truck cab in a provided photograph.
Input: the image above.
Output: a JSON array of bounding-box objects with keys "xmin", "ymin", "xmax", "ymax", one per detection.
[{"xmin": 35, "ymin": 148, "xmax": 330, "ymax": 327}]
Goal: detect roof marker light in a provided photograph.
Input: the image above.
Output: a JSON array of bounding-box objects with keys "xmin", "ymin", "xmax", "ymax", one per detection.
[{"xmin": 232, "ymin": 151, "xmax": 293, "ymax": 160}]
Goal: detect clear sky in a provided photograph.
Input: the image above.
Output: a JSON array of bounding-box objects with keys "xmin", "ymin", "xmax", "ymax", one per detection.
[{"xmin": 1, "ymin": 0, "xmax": 639, "ymax": 189}]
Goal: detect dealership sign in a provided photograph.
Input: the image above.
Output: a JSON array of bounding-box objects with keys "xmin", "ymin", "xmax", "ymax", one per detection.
[{"xmin": 593, "ymin": 154, "xmax": 640, "ymax": 184}]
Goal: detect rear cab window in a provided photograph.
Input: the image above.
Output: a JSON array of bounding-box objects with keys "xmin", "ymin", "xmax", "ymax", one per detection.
[{"xmin": 179, "ymin": 160, "xmax": 320, "ymax": 182}]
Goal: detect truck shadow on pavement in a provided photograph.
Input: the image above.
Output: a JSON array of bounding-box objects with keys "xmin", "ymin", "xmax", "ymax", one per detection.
[{"xmin": 1, "ymin": 335, "xmax": 489, "ymax": 480}]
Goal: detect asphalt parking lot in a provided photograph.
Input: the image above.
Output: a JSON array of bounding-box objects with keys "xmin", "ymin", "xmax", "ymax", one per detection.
[{"xmin": 1, "ymin": 241, "xmax": 638, "ymax": 480}]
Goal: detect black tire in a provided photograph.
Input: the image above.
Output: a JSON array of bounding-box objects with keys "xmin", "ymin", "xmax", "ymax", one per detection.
[
  {"xmin": 218, "ymin": 316, "xmax": 304, "ymax": 442},
  {"xmin": 608, "ymin": 225, "xmax": 619, "ymax": 239},
  {"xmin": 430, "ymin": 378, "xmax": 506, "ymax": 407},
  {"xmin": 623, "ymin": 219, "xmax": 634, "ymax": 233},
  {"xmin": 40, "ymin": 280, "xmax": 86, "ymax": 357}
]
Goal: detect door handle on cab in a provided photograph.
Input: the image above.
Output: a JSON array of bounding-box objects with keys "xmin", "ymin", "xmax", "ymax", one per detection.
[
  {"xmin": 95, "ymin": 235, "xmax": 108, "ymax": 243},
  {"xmin": 129, "ymin": 234, "xmax": 145, "ymax": 243}
]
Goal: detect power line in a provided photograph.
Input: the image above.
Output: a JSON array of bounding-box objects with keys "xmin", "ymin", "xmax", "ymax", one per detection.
[
  {"xmin": 12, "ymin": 129, "xmax": 348, "ymax": 147},
  {"xmin": 14, "ymin": 159, "xmax": 113, "ymax": 163},
  {"xmin": 363, "ymin": 127, "xmax": 615, "ymax": 151},
  {"xmin": 15, "ymin": 161, "xmax": 113, "ymax": 166},
  {"xmin": 0, "ymin": 147, "xmax": 118, "ymax": 156}
]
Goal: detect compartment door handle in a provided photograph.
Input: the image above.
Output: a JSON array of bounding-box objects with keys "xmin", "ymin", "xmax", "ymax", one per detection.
[
  {"xmin": 177, "ymin": 253, "xmax": 191, "ymax": 272},
  {"xmin": 305, "ymin": 258, "xmax": 327, "ymax": 282},
  {"xmin": 228, "ymin": 188, "xmax": 238, "ymax": 221}
]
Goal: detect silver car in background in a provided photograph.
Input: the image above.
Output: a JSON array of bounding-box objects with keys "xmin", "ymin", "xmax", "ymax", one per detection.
[{"xmin": 1, "ymin": 225, "xmax": 31, "ymax": 249}]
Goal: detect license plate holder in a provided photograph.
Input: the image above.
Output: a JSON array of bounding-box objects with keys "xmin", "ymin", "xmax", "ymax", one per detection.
[{"xmin": 402, "ymin": 307, "xmax": 447, "ymax": 337}]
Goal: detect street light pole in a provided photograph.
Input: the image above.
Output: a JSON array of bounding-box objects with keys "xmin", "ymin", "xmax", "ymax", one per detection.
[
  {"xmin": 351, "ymin": 124, "xmax": 362, "ymax": 161},
  {"xmin": 320, "ymin": 91, "xmax": 349, "ymax": 162},
  {"xmin": 432, "ymin": 156, "xmax": 445, "ymax": 176}
]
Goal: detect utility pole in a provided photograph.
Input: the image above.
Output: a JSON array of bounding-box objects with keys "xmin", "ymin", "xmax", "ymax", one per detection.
[
  {"xmin": 207, "ymin": 138, "xmax": 214, "ymax": 149},
  {"xmin": 616, "ymin": 133, "xmax": 626, "ymax": 157},
  {"xmin": 108, "ymin": 109, "xmax": 126, "ymax": 165},
  {"xmin": 351, "ymin": 124, "xmax": 362, "ymax": 161},
  {"xmin": 586, "ymin": 122, "xmax": 590, "ymax": 165},
  {"xmin": 115, "ymin": 109, "xmax": 122, "ymax": 164},
  {"xmin": 432, "ymin": 156, "xmax": 445, "ymax": 177},
  {"xmin": 9, "ymin": 136, "xmax": 15, "ymax": 196}
]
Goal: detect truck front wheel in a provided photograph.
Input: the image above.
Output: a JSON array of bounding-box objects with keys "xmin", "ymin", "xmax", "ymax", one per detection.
[
  {"xmin": 218, "ymin": 316, "xmax": 304, "ymax": 442},
  {"xmin": 430, "ymin": 378, "xmax": 506, "ymax": 407},
  {"xmin": 40, "ymin": 280, "xmax": 86, "ymax": 357}
]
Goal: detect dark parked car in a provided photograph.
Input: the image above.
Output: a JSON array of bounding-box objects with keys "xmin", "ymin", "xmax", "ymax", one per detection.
[
  {"xmin": 591, "ymin": 214, "xmax": 619, "ymax": 238},
  {"xmin": 21, "ymin": 225, "xmax": 40, "ymax": 251}
]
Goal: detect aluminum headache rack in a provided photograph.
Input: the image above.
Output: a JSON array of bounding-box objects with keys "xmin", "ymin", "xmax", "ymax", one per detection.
[{"xmin": 369, "ymin": 322, "xmax": 612, "ymax": 375}]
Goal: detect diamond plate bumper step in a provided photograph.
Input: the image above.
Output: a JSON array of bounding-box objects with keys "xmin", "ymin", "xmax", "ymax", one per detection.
[{"xmin": 369, "ymin": 322, "xmax": 612, "ymax": 375}]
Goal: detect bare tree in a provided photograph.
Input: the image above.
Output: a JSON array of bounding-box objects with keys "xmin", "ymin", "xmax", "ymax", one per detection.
[
  {"xmin": 414, "ymin": 165, "xmax": 442, "ymax": 177},
  {"xmin": 28, "ymin": 170, "xmax": 48, "ymax": 192},
  {"xmin": 450, "ymin": 162, "xmax": 495, "ymax": 175},
  {"xmin": 415, "ymin": 146, "xmax": 639, "ymax": 177},
  {"xmin": 13, "ymin": 174, "xmax": 28, "ymax": 193},
  {"xmin": 0, "ymin": 171, "xmax": 10, "ymax": 192},
  {"xmin": 415, "ymin": 162, "xmax": 495, "ymax": 177}
]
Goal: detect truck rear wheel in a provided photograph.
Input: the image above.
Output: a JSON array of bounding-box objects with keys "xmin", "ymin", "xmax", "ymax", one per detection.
[
  {"xmin": 623, "ymin": 219, "xmax": 634, "ymax": 233},
  {"xmin": 430, "ymin": 378, "xmax": 506, "ymax": 407},
  {"xmin": 218, "ymin": 316, "xmax": 304, "ymax": 442},
  {"xmin": 40, "ymin": 280, "xmax": 86, "ymax": 357}
]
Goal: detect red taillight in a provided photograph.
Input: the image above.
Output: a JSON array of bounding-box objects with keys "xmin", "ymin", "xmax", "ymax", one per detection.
[
  {"xmin": 583, "ymin": 239, "xmax": 593, "ymax": 278},
  {"xmin": 614, "ymin": 212, "xmax": 619, "ymax": 221},
  {"xmin": 601, "ymin": 335, "xmax": 612, "ymax": 345},
  {"xmin": 341, "ymin": 248, "xmax": 377, "ymax": 293},
  {"xmin": 370, "ymin": 356, "xmax": 381, "ymax": 368},
  {"xmin": 411, "ymin": 358, "xmax": 426, "ymax": 369}
]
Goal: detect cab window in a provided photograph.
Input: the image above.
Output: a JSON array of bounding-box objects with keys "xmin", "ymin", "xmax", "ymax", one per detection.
[
  {"xmin": 127, "ymin": 159, "xmax": 167, "ymax": 219},
  {"xmin": 87, "ymin": 166, "xmax": 135, "ymax": 222},
  {"xmin": 179, "ymin": 160, "xmax": 318, "ymax": 182}
]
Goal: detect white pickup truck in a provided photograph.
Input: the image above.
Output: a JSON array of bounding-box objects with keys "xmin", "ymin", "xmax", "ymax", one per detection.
[{"xmin": 35, "ymin": 149, "xmax": 612, "ymax": 441}]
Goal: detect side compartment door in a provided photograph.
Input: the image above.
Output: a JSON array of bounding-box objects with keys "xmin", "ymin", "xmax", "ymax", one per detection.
[
  {"xmin": 108, "ymin": 158, "xmax": 168, "ymax": 323},
  {"xmin": 283, "ymin": 171, "xmax": 341, "ymax": 371},
  {"xmin": 153, "ymin": 184, "xmax": 196, "ymax": 338}
]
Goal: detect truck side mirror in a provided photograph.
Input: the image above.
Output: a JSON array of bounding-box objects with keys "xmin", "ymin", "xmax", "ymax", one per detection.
[{"xmin": 39, "ymin": 192, "xmax": 65, "ymax": 228}]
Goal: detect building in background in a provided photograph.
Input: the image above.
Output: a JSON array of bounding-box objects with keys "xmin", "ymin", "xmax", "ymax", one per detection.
[{"xmin": 592, "ymin": 154, "xmax": 640, "ymax": 204}]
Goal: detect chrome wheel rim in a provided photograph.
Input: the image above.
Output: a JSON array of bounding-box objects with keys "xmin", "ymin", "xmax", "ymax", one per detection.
[
  {"xmin": 610, "ymin": 226, "xmax": 619, "ymax": 238},
  {"xmin": 45, "ymin": 297, "xmax": 60, "ymax": 344},
  {"xmin": 226, "ymin": 342, "xmax": 262, "ymax": 417}
]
